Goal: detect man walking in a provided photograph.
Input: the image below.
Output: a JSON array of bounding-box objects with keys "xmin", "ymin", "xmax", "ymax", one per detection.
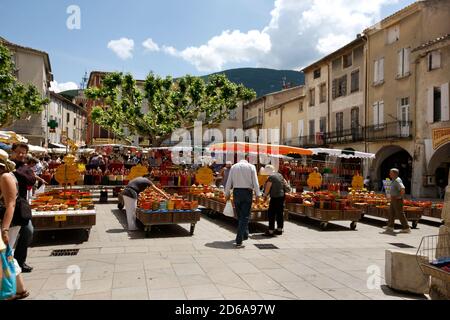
[
  {"xmin": 225, "ymin": 157, "xmax": 260, "ymax": 248},
  {"xmin": 10, "ymin": 143, "xmax": 36, "ymax": 272},
  {"xmin": 384, "ymin": 168, "xmax": 411, "ymax": 233}
]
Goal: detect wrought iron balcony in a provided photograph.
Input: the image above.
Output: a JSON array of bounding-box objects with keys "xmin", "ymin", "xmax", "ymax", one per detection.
[
  {"xmin": 243, "ymin": 116, "xmax": 263, "ymax": 129},
  {"xmin": 284, "ymin": 133, "xmax": 326, "ymax": 147},
  {"xmin": 325, "ymin": 126, "xmax": 365, "ymax": 145},
  {"xmin": 365, "ymin": 121, "xmax": 413, "ymax": 142}
]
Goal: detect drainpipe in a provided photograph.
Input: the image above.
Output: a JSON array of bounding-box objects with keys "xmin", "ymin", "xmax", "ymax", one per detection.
[
  {"xmin": 280, "ymin": 105, "xmax": 283, "ymax": 145},
  {"xmin": 327, "ymin": 62, "xmax": 331, "ymax": 147},
  {"xmin": 362, "ymin": 33, "xmax": 370, "ymax": 180}
]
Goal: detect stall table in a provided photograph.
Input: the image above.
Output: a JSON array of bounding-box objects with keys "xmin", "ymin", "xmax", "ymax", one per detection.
[
  {"xmin": 285, "ymin": 203, "xmax": 361, "ymax": 230},
  {"xmin": 365, "ymin": 205, "xmax": 423, "ymax": 229},
  {"xmin": 136, "ymin": 208, "xmax": 201, "ymax": 237},
  {"xmin": 187, "ymin": 194, "xmax": 281, "ymax": 222},
  {"xmin": 423, "ymin": 207, "xmax": 443, "ymax": 220},
  {"xmin": 32, "ymin": 209, "xmax": 96, "ymax": 239}
]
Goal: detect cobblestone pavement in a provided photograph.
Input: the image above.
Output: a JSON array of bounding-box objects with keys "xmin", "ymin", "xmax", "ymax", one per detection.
[{"xmin": 23, "ymin": 198, "xmax": 440, "ymax": 300}]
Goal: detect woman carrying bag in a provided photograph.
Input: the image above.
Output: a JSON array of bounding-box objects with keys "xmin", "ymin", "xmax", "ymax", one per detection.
[
  {"xmin": 0, "ymin": 150, "xmax": 29, "ymax": 300},
  {"xmin": 262, "ymin": 165, "xmax": 291, "ymax": 237}
]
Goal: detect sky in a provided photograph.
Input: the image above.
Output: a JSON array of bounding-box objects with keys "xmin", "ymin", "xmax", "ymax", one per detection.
[{"xmin": 0, "ymin": 0, "xmax": 417, "ymax": 92}]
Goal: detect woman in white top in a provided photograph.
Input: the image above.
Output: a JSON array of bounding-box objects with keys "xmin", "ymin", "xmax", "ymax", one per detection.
[{"xmin": 0, "ymin": 149, "xmax": 29, "ymax": 300}]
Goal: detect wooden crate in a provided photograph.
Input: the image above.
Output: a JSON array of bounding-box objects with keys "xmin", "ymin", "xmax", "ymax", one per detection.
[
  {"xmin": 137, "ymin": 211, "xmax": 173, "ymax": 225},
  {"xmin": 32, "ymin": 216, "xmax": 60, "ymax": 230},
  {"xmin": 341, "ymin": 209, "xmax": 362, "ymax": 221},
  {"xmin": 304, "ymin": 206, "xmax": 315, "ymax": 218},
  {"xmin": 250, "ymin": 210, "xmax": 269, "ymax": 221},
  {"xmin": 286, "ymin": 203, "xmax": 296, "ymax": 212},
  {"xmin": 404, "ymin": 208, "xmax": 423, "ymax": 220},
  {"xmin": 33, "ymin": 214, "xmax": 96, "ymax": 231},
  {"xmin": 172, "ymin": 211, "xmax": 201, "ymax": 223},
  {"xmin": 294, "ymin": 204, "xmax": 305, "ymax": 215},
  {"xmin": 314, "ymin": 209, "xmax": 342, "ymax": 221},
  {"xmin": 60, "ymin": 215, "xmax": 96, "ymax": 229}
]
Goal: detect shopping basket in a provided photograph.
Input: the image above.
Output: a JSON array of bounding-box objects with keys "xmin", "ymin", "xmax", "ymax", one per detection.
[{"xmin": 416, "ymin": 233, "xmax": 450, "ymax": 283}]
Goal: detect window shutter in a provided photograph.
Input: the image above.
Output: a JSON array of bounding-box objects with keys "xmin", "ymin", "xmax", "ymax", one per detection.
[
  {"xmin": 373, "ymin": 103, "xmax": 378, "ymax": 126},
  {"xmin": 432, "ymin": 51, "xmax": 441, "ymax": 69},
  {"xmin": 286, "ymin": 122, "xmax": 292, "ymax": 139},
  {"xmin": 374, "ymin": 60, "xmax": 379, "ymax": 83},
  {"xmin": 398, "ymin": 50, "xmax": 403, "ymax": 77},
  {"xmin": 427, "ymin": 87, "xmax": 434, "ymax": 123},
  {"xmin": 342, "ymin": 75, "xmax": 347, "ymax": 96},
  {"xmin": 404, "ymin": 48, "xmax": 410, "ymax": 74},
  {"xmin": 379, "ymin": 101, "xmax": 384, "ymax": 124},
  {"xmin": 379, "ymin": 58, "xmax": 384, "ymax": 81},
  {"xmin": 332, "ymin": 79, "xmax": 337, "ymax": 99},
  {"xmin": 298, "ymin": 120, "xmax": 304, "ymax": 137},
  {"xmin": 441, "ymin": 83, "xmax": 449, "ymax": 122}
]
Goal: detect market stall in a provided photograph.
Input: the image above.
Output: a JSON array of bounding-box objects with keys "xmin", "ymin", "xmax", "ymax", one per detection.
[
  {"xmin": 30, "ymin": 189, "xmax": 96, "ymax": 239},
  {"xmin": 284, "ymin": 191, "xmax": 362, "ymax": 230},
  {"xmin": 348, "ymin": 190, "xmax": 429, "ymax": 228},
  {"xmin": 30, "ymin": 154, "xmax": 97, "ymax": 239},
  {"xmin": 186, "ymin": 185, "xmax": 276, "ymax": 222},
  {"xmin": 134, "ymin": 186, "xmax": 201, "ymax": 237}
]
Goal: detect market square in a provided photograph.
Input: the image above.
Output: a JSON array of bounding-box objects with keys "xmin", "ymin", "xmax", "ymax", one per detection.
[{"xmin": 0, "ymin": 0, "xmax": 449, "ymax": 302}]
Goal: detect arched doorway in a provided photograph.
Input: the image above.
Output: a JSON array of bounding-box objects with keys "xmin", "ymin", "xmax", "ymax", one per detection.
[
  {"xmin": 427, "ymin": 142, "xmax": 450, "ymax": 199},
  {"xmin": 373, "ymin": 146, "xmax": 412, "ymax": 194}
]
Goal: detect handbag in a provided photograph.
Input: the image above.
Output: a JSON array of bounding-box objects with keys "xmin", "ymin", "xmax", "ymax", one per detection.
[
  {"xmin": 0, "ymin": 245, "xmax": 17, "ymax": 300},
  {"xmin": 0, "ymin": 196, "xmax": 32, "ymax": 227}
]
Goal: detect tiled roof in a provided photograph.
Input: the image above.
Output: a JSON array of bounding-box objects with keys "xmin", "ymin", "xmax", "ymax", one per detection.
[
  {"xmin": 0, "ymin": 36, "xmax": 52, "ymax": 75},
  {"xmin": 412, "ymin": 34, "xmax": 450, "ymax": 52},
  {"xmin": 364, "ymin": 1, "xmax": 423, "ymax": 33}
]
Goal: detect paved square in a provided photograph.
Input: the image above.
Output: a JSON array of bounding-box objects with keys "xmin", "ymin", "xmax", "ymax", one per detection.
[{"xmin": 24, "ymin": 200, "xmax": 438, "ymax": 300}]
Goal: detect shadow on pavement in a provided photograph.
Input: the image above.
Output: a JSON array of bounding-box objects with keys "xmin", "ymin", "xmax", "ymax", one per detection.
[
  {"xmin": 110, "ymin": 209, "xmax": 193, "ymax": 239},
  {"xmin": 287, "ymin": 215, "xmax": 354, "ymax": 232},
  {"xmin": 201, "ymin": 212, "xmax": 267, "ymax": 234},
  {"xmin": 204, "ymin": 240, "xmax": 237, "ymax": 250},
  {"xmin": 380, "ymin": 285, "xmax": 428, "ymax": 300},
  {"xmin": 31, "ymin": 229, "xmax": 87, "ymax": 247}
]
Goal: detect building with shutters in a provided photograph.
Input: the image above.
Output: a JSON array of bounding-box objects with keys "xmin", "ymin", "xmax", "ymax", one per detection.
[
  {"xmin": 0, "ymin": 37, "xmax": 53, "ymax": 146},
  {"xmin": 364, "ymin": 0, "xmax": 450, "ymax": 196}
]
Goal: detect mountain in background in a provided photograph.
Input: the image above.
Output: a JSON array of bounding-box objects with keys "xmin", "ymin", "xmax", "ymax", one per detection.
[
  {"xmin": 60, "ymin": 68, "xmax": 305, "ymax": 100},
  {"xmin": 202, "ymin": 68, "xmax": 305, "ymax": 97}
]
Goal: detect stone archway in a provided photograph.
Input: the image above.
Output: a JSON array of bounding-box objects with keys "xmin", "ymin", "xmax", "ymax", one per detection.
[
  {"xmin": 372, "ymin": 146, "xmax": 413, "ymax": 194},
  {"xmin": 427, "ymin": 142, "xmax": 450, "ymax": 199}
]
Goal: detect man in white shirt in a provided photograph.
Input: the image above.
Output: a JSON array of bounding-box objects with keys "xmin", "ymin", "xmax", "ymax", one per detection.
[{"xmin": 225, "ymin": 158, "xmax": 261, "ymax": 248}]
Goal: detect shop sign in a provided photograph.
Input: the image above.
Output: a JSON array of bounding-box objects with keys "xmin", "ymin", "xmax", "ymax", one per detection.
[
  {"xmin": 307, "ymin": 172, "xmax": 322, "ymax": 189},
  {"xmin": 258, "ymin": 175, "xmax": 269, "ymax": 187},
  {"xmin": 351, "ymin": 174, "xmax": 364, "ymax": 190},
  {"xmin": 432, "ymin": 127, "xmax": 450, "ymax": 150},
  {"xmin": 195, "ymin": 167, "xmax": 214, "ymax": 185},
  {"xmin": 55, "ymin": 155, "xmax": 80, "ymax": 185},
  {"xmin": 92, "ymin": 138, "xmax": 116, "ymax": 145},
  {"xmin": 55, "ymin": 215, "xmax": 67, "ymax": 222}
]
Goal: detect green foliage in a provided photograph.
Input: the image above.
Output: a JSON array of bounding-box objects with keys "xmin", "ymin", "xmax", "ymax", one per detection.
[
  {"xmin": 85, "ymin": 72, "xmax": 256, "ymax": 146},
  {"xmin": 0, "ymin": 43, "xmax": 49, "ymax": 128}
]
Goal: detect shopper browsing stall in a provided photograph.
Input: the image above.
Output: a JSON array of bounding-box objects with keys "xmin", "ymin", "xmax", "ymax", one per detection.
[
  {"xmin": 225, "ymin": 157, "xmax": 261, "ymax": 248},
  {"xmin": 122, "ymin": 175, "xmax": 167, "ymax": 231},
  {"xmin": 263, "ymin": 165, "xmax": 290, "ymax": 237}
]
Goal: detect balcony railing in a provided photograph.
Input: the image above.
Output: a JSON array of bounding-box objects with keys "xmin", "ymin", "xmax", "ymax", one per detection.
[
  {"xmin": 365, "ymin": 121, "xmax": 412, "ymax": 142},
  {"xmin": 325, "ymin": 126, "xmax": 365, "ymax": 145},
  {"xmin": 284, "ymin": 133, "xmax": 326, "ymax": 147},
  {"xmin": 243, "ymin": 116, "xmax": 263, "ymax": 129}
]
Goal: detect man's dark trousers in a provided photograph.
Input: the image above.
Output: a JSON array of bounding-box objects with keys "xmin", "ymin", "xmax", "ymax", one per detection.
[{"xmin": 233, "ymin": 189, "xmax": 252, "ymax": 245}]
